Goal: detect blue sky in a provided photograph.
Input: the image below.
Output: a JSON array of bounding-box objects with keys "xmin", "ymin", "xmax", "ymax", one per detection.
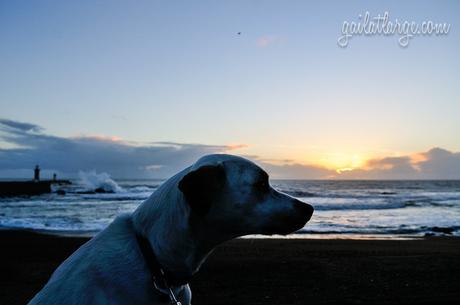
[{"xmin": 1, "ymin": 1, "xmax": 459, "ymax": 178}]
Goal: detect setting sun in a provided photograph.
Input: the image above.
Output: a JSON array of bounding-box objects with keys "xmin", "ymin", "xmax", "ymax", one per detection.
[{"xmin": 317, "ymin": 153, "xmax": 366, "ymax": 170}]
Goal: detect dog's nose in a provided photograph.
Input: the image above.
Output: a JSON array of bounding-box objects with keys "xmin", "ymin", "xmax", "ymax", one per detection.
[{"xmin": 294, "ymin": 200, "xmax": 314, "ymax": 221}]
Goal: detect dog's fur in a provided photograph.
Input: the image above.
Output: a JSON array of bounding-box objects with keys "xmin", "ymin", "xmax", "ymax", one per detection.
[{"xmin": 28, "ymin": 154, "xmax": 314, "ymax": 305}]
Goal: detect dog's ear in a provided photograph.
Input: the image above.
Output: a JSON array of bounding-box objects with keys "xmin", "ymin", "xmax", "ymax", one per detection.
[{"xmin": 178, "ymin": 164, "xmax": 226, "ymax": 216}]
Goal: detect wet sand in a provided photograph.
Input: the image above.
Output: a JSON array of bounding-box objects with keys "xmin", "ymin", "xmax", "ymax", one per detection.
[{"xmin": 1, "ymin": 230, "xmax": 459, "ymax": 305}]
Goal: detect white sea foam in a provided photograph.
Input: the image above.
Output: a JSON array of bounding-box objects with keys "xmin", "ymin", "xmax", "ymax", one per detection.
[
  {"xmin": 78, "ymin": 171, "xmax": 123, "ymax": 193},
  {"xmin": 1, "ymin": 180, "xmax": 459, "ymax": 238}
]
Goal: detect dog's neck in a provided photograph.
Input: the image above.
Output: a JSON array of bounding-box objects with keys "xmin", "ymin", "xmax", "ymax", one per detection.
[
  {"xmin": 132, "ymin": 176, "xmax": 224, "ymax": 285},
  {"xmin": 145, "ymin": 218, "xmax": 216, "ymax": 285}
]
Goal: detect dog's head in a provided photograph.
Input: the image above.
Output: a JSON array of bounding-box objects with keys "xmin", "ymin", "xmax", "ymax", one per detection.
[{"xmin": 178, "ymin": 154, "xmax": 313, "ymax": 239}]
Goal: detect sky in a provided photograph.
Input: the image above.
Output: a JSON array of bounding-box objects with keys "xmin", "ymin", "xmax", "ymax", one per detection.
[{"xmin": 1, "ymin": 1, "xmax": 459, "ymax": 179}]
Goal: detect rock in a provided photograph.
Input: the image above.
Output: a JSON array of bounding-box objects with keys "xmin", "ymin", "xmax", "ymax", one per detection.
[
  {"xmin": 94, "ymin": 187, "xmax": 114, "ymax": 194},
  {"xmin": 431, "ymin": 227, "xmax": 454, "ymax": 234}
]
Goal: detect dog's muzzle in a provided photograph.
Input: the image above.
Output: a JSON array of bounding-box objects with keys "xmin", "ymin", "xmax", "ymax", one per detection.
[{"xmin": 288, "ymin": 199, "xmax": 314, "ymax": 231}]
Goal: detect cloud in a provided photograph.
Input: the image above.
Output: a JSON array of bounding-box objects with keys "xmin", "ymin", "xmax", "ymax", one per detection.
[
  {"xmin": 0, "ymin": 118, "xmax": 43, "ymax": 133},
  {"xmin": 254, "ymin": 160, "xmax": 334, "ymax": 179},
  {"xmin": 351, "ymin": 156, "xmax": 419, "ymax": 179},
  {"xmin": 251, "ymin": 148, "xmax": 460, "ymax": 180},
  {"xmin": 339, "ymin": 148, "xmax": 460, "ymax": 179},
  {"xmin": 0, "ymin": 119, "xmax": 459, "ymax": 179},
  {"xmin": 256, "ymin": 35, "xmax": 280, "ymax": 47},
  {"xmin": 418, "ymin": 147, "xmax": 460, "ymax": 179},
  {"xmin": 0, "ymin": 119, "xmax": 242, "ymax": 179}
]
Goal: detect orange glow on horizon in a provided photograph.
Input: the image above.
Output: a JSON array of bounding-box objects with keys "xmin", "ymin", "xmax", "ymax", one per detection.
[
  {"xmin": 336, "ymin": 167, "xmax": 354, "ymax": 174},
  {"xmin": 314, "ymin": 153, "xmax": 367, "ymax": 171}
]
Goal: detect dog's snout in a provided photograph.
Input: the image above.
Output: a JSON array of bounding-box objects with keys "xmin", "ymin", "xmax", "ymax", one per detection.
[{"xmin": 294, "ymin": 200, "xmax": 314, "ymax": 221}]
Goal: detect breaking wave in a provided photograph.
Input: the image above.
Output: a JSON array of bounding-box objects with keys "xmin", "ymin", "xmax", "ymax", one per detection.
[{"xmin": 78, "ymin": 171, "xmax": 123, "ymax": 193}]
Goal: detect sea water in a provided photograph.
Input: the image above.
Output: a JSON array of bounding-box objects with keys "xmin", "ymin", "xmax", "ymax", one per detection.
[{"xmin": 1, "ymin": 174, "xmax": 459, "ymax": 238}]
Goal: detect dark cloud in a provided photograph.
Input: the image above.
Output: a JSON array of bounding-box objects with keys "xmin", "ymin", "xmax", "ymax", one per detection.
[
  {"xmin": 418, "ymin": 148, "xmax": 460, "ymax": 179},
  {"xmin": 0, "ymin": 118, "xmax": 43, "ymax": 133},
  {"xmin": 0, "ymin": 119, "xmax": 231, "ymax": 178}
]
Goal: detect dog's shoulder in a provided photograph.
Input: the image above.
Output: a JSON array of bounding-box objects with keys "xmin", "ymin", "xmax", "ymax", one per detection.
[{"xmin": 28, "ymin": 214, "xmax": 155, "ymax": 305}]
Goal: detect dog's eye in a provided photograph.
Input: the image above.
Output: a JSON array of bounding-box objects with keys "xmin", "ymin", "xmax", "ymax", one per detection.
[{"xmin": 254, "ymin": 180, "xmax": 269, "ymax": 192}]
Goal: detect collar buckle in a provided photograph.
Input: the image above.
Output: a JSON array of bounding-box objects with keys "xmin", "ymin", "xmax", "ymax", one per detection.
[{"xmin": 153, "ymin": 270, "xmax": 182, "ymax": 305}]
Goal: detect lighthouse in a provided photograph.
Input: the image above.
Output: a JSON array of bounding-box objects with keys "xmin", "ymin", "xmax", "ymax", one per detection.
[{"xmin": 34, "ymin": 165, "xmax": 40, "ymax": 181}]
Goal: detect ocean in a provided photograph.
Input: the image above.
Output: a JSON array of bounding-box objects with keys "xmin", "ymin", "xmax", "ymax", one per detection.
[{"xmin": 1, "ymin": 173, "xmax": 459, "ymax": 239}]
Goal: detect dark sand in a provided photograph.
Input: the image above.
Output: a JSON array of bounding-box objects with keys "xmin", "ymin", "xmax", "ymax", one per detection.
[{"xmin": 1, "ymin": 230, "xmax": 459, "ymax": 305}]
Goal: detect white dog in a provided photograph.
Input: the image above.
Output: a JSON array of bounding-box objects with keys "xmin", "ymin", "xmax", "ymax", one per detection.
[{"xmin": 28, "ymin": 154, "xmax": 314, "ymax": 305}]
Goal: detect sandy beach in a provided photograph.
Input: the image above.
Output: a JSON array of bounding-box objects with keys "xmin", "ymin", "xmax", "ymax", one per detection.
[{"xmin": 0, "ymin": 230, "xmax": 459, "ymax": 305}]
